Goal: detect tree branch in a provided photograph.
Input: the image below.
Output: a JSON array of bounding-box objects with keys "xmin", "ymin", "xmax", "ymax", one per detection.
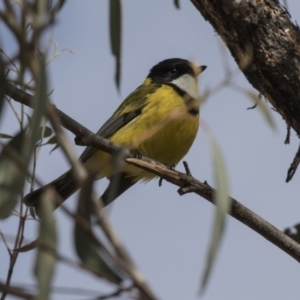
[
  {"xmin": 5, "ymin": 83, "xmax": 130, "ymax": 157},
  {"xmin": 5, "ymin": 83, "xmax": 300, "ymax": 264},
  {"xmin": 191, "ymin": 0, "xmax": 300, "ymax": 136},
  {"xmin": 0, "ymin": 281, "xmax": 32, "ymax": 300}
]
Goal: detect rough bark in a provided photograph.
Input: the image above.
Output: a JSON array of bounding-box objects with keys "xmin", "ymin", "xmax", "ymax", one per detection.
[{"xmin": 191, "ymin": 0, "xmax": 300, "ymax": 136}]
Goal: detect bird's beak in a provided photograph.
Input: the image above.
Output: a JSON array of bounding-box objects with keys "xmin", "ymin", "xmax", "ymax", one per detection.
[{"xmin": 195, "ymin": 65, "xmax": 207, "ymax": 76}]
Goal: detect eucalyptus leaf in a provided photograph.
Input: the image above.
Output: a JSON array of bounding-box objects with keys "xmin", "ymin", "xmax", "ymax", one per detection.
[
  {"xmin": 0, "ymin": 130, "xmax": 26, "ymax": 219},
  {"xmin": 109, "ymin": 0, "xmax": 122, "ymax": 89},
  {"xmin": 43, "ymin": 135, "xmax": 58, "ymax": 145},
  {"xmin": 0, "ymin": 55, "xmax": 6, "ymax": 118},
  {"xmin": 14, "ymin": 238, "xmax": 37, "ymax": 252},
  {"xmin": 39, "ymin": 135, "xmax": 60, "ymax": 153},
  {"xmin": 57, "ymin": 0, "xmax": 66, "ymax": 11},
  {"xmin": 37, "ymin": 0, "xmax": 47, "ymax": 26},
  {"xmin": 74, "ymin": 179, "xmax": 122, "ymax": 284},
  {"xmin": 0, "ymin": 133, "xmax": 13, "ymax": 139},
  {"xmin": 246, "ymin": 91, "xmax": 276, "ymax": 130},
  {"xmin": 0, "ymin": 56, "xmax": 49, "ymax": 219},
  {"xmin": 51, "ymin": 0, "xmax": 66, "ymax": 16},
  {"xmin": 200, "ymin": 135, "xmax": 231, "ymax": 293},
  {"xmin": 24, "ymin": 56, "xmax": 48, "ymax": 160},
  {"xmin": 50, "ymin": 143, "xmax": 60, "ymax": 154},
  {"xmin": 34, "ymin": 189, "xmax": 57, "ymax": 300}
]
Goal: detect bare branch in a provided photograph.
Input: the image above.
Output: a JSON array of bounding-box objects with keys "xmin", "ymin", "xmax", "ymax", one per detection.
[
  {"xmin": 5, "ymin": 83, "xmax": 300, "ymax": 265},
  {"xmin": 0, "ymin": 282, "xmax": 32, "ymax": 300}
]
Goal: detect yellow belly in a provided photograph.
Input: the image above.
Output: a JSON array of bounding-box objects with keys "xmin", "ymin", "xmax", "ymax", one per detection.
[{"xmin": 84, "ymin": 85, "xmax": 199, "ymax": 181}]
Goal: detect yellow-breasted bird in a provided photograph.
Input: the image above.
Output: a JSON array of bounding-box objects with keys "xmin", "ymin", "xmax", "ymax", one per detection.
[{"xmin": 24, "ymin": 58, "xmax": 206, "ymax": 212}]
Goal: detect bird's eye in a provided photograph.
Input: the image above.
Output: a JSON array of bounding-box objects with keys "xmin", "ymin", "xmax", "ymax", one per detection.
[{"xmin": 167, "ymin": 68, "xmax": 178, "ymax": 76}]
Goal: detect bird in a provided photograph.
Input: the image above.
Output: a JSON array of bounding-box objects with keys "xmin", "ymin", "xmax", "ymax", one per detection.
[{"xmin": 24, "ymin": 58, "xmax": 207, "ymax": 213}]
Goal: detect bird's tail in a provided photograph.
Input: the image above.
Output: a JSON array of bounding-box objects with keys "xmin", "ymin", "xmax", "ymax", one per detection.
[
  {"xmin": 23, "ymin": 170, "xmax": 79, "ymax": 212},
  {"xmin": 100, "ymin": 172, "xmax": 136, "ymax": 206},
  {"xmin": 24, "ymin": 171, "xmax": 137, "ymax": 213}
]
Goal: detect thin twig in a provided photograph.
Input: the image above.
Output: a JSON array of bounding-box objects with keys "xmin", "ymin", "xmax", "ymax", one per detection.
[
  {"xmin": 286, "ymin": 142, "xmax": 300, "ymax": 182},
  {"xmin": 0, "ymin": 229, "xmax": 12, "ymax": 258},
  {"xmin": 92, "ymin": 196, "xmax": 158, "ymax": 300},
  {"xmin": 0, "ymin": 281, "xmax": 32, "ymax": 300},
  {"xmin": 128, "ymin": 157, "xmax": 300, "ymax": 263},
  {"xmin": 1, "ymin": 209, "xmax": 28, "ymax": 300},
  {"xmin": 5, "ymin": 98, "xmax": 22, "ymax": 124},
  {"xmin": 96, "ymin": 284, "xmax": 134, "ymax": 300},
  {"xmin": 285, "ymin": 124, "xmax": 291, "ymax": 144},
  {"xmin": 46, "ymin": 103, "xmax": 88, "ymax": 183}
]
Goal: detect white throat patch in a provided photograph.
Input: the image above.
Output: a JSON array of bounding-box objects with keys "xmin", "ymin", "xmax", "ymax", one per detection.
[{"xmin": 170, "ymin": 74, "xmax": 198, "ymax": 99}]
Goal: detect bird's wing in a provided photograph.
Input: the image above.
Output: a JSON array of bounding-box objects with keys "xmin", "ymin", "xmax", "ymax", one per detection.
[{"xmin": 79, "ymin": 83, "xmax": 160, "ymax": 163}]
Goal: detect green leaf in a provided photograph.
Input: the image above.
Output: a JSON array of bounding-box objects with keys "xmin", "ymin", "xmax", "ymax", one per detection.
[
  {"xmin": 200, "ymin": 135, "xmax": 231, "ymax": 293},
  {"xmin": 51, "ymin": 0, "xmax": 66, "ymax": 15},
  {"xmin": 40, "ymin": 135, "xmax": 60, "ymax": 153},
  {"xmin": 0, "ymin": 54, "xmax": 6, "ymax": 118},
  {"xmin": 24, "ymin": 55, "xmax": 48, "ymax": 160},
  {"xmin": 56, "ymin": 0, "xmax": 66, "ymax": 11},
  {"xmin": 34, "ymin": 189, "xmax": 57, "ymax": 300},
  {"xmin": 50, "ymin": 144, "xmax": 60, "ymax": 154},
  {"xmin": 0, "ymin": 133, "xmax": 13, "ymax": 139},
  {"xmin": 109, "ymin": 0, "xmax": 122, "ymax": 89},
  {"xmin": 246, "ymin": 91, "xmax": 276, "ymax": 130},
  {"xmin": 0, "ymin": 130, "xmax": 26, "ymax": 219},
  {"xmin": 42, "ymin": 135, "xmax": 57, "ymax": 145},
  {"xmin": 0, "ymin": 56, "xmax": 49, "ymax": 219},
  {"xmin": 74, "ymin": 179, "xmax": 122, "ymax": 284},
  {"xmin": 37, "ymin": 0, "xmax": 47, "ymax": 26},
  {"xmin": 284, "ymin": 223, "xmax": 300, "ymax": 244},
  {"xmin": 14, "ymin": 239, "xmax": 37, "ymax": 252}
]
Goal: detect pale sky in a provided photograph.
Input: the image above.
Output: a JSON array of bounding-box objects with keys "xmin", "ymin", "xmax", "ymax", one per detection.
[{"xmin": 1, "ymin": 1, "xmax": 300, "ymax": 299}]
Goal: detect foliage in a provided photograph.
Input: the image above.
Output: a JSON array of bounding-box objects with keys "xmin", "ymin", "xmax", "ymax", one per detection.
[{"xmin": 0, "ymin": 1, "xmax": 296, "ymax": 300}]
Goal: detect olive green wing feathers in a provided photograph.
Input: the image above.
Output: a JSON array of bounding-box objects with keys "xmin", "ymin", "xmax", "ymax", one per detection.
[{"xmin": 79, "ymin": 83, "xmax": 160, "ymax": 163}]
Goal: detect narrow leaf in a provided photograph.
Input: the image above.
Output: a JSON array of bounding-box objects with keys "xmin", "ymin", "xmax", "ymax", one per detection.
[
  {"xmin": 109, "ymin": 0, "xmax": 122, "ymax": 89},
  {"xmin": 0, "ymin": 133, "xmax": 13, "ymax": 139},
  {"xmin": 37, "ymin": 0, "xmax": 47, "ymax": 26},
  {"xmin": 39, "ymin": 135, "xmax": 60, "ymax": 153},
  {"xmin": 42, "ymin": 135, "xmax": 58, "ymax": 145},
  {"xmin": 0, "ymin": 56, "xmax": 49, "ymax": 219},
  {"xmin": 246, "ymin": 91, "xmax": 276, "ymax": 130},
  {"xmin": 0, "ymin": 53, "xmax": 6, "ymax": 118},
  {"xmin": 74, "ymin": 179, "xmax": 122, "ymax": 284},
  {"xmin": 34, "ymin": 189, "xmax": 57, "ymax": 300},
  {"xmin": 14, "ymin": 239, "xmax": 37, "ymax": 252},
  {"xmin": 0, "ymin": 130, "xmax": 25, "ymax": 219},
  {"xmin": 50, "ymin": 143, "xmax": 60, "ymax": 154},
  {"xmin": 51, "ymin": 0, "xmax": 66, "ymax": 15},
  {"xmin": 200, "ymin": 136, "xmax": 231, "ymax": 293},
  {"xmin": 24, "ymin": 56, "xmax": 48, "ymax": 160}
]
